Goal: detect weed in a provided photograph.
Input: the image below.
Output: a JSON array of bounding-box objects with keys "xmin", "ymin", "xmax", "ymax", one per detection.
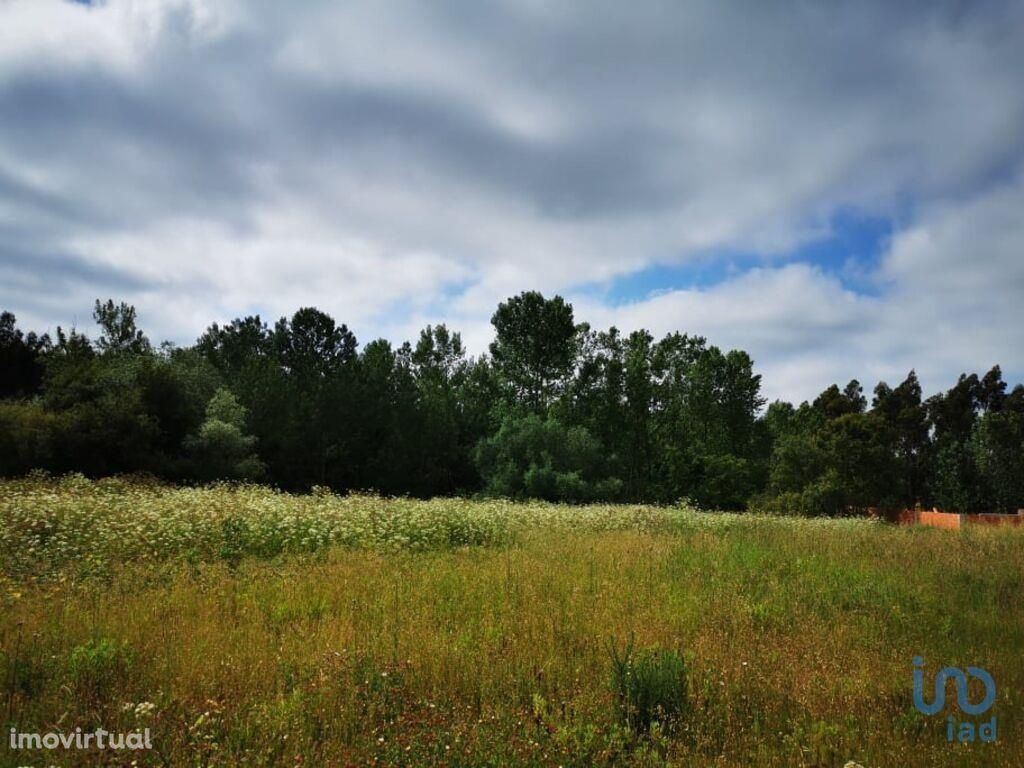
[
  {"xmin": 609, "ymin": 637, "xmax": 689, "ymax": 736},
  {"xmin": 68, "ymin": 637, "xmax": 133, "ymax": 702}
]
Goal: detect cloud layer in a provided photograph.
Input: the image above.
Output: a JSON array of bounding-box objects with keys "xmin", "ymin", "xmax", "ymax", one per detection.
[{"xmin": 1, "ymin": 0, "xmax": 1023, "ymax": 402}]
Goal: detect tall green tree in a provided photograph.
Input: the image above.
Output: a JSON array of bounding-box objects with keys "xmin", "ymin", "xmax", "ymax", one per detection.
[
  {"xmin": 0, "ymin": 311, "xmax": 50, "ymax": 399},
  {"xmin": 273, "ymin": 308, "xmax": 358, "ymax": 488},
  {"xmin": 813, "ymin": 380, "xmax": 866, "ymax": 420},
  {"xmin": 646, "ymin": 334, "xmax": 764, "ymax": 507},
  {"xmin": 93, "ymin": 299, "xmax": 150, "ymax": 355},
  {"xmin": 196, "ymin": 316, "xmax": 273, "ymax": 378},
  {"xmin": 621, "ymin": 330, "xmax": 656, "ymax": 500},
  {"xmin": 490, "ymin": 291, "xmax": 577, "ymax": 411},
  {"xmin": 971, "ymin": 396, "xmax": 1024, "ymax": 513},
  {"xmin": 411, "ymin": 325, "xmax": 472, "ymax": 494},
  {"xmin": 872, "ymin": 371, "xmax": 929, "ymax": 505},
  {"xmin": 927, "ymin": 371, "xmax": 988, "ymax": 511}
]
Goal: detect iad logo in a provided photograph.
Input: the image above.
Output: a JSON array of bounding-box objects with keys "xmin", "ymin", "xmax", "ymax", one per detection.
[{"xmin": 912, "ymin": 656, "xmax": 996, "ymax": 742}]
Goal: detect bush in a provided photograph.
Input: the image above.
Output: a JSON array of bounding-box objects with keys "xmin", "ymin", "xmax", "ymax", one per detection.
[
  {"xmin": 68, "ymin": 637, "xmax": 133, "ymax": 701},
  {"xmin": 185, "ymin": 388, "xmax": 265, "ymax": 481},
  {"xmin": 0, "ymin": 400, "xmax": 59, "ymax": 477},
  {"xmin": 609, "ymin": 638, "xmax": 688, "ymax": 735},
  {"xmin": 474, "ymin": 414, "xmax": 623, "ymax": 502},
  {"xmin": 692, "ymin": 454, "xmax": 761, "ymax": 510},
  {"xmin": 750, "ymin": 473, "xmax": 847, "ymax": 517}
]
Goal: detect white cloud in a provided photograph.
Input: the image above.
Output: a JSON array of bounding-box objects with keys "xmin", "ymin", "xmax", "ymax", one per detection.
[
  {"xmin": 0, "ymin": 0, "xmax": 234, "ymax": 75},
  {"xmin": 571, "ymin": 265, "xmax": 878, "ymax": 404},
  {"xmin": 576, "ymin": 177, "xmax": 1024, "ymax": 404},
  {"xmin": 1, "ymin": 0, "xmax": 1023, "ymax": 400}
]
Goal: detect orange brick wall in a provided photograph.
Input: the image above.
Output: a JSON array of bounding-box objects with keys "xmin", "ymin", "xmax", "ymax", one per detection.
[
  {"xmin": 917, "ymin": 510, "xmax": 961, "ymax": 529},
  {"xmin": 869, "ymin": 508, "xmax": 1024, "ymax": 529},
  {"xmin": 962, "ymin": 512, "xmax": 1024, "ymax": 528}
]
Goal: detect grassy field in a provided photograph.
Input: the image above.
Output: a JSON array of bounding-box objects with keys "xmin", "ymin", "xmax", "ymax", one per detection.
[{"xmin": 1, "ymin": 477, "xmax": 1022, "ymax": 767}]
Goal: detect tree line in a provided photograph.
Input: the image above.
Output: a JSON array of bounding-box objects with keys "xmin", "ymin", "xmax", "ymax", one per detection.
[{"xmin": 1, "ymin": 293, "xmax": 1022, "ymax": 514}]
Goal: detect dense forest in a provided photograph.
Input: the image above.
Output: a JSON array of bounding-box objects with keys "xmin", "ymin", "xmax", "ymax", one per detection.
[{"xmin": 1, "ymin": 293, "xmax": 1022, "ymax": 515}]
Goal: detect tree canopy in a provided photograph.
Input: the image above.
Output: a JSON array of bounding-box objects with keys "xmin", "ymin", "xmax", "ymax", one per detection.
[{"xmin": 2, "ymin": 297, "xmax": 1021, "ymax": 515}]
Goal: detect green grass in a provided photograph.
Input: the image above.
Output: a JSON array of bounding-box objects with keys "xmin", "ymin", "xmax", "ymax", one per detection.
[{"xmin": 1, "ymin": 476, "xmax": 1022, "ymax": 766}]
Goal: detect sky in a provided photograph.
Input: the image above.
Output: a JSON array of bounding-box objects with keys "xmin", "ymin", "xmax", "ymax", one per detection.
[{"xmin": 1, "ymin": 0, "xmax": 1023, "ymax": 404}]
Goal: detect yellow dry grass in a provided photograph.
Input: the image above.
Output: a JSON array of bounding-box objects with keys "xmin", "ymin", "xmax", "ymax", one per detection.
[{"xmin": 1, "ymin": 477, "xmax": 1022, "ymax": 766}]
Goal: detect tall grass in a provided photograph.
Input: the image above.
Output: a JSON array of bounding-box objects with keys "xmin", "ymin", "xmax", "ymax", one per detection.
[{"xmin": 1, "ymin": 477, "xmax": 1022, "ymax": 766}]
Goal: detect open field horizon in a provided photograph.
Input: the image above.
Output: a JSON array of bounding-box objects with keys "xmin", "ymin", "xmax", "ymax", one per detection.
[
  {"xmin": 2, "ymin": 476, "xmax": 1022, "ymax": 767},
  {"xmin": 4, "ymin": 2, "xmax": 1024, "ymax": 765}
]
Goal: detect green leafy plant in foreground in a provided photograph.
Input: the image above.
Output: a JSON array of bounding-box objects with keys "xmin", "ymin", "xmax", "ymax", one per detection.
[{"xmin": 609, "ymin": 637, "xmax": 689, "ymax": 736}]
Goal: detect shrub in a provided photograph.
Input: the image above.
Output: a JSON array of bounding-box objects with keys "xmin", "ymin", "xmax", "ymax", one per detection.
[
  {"xmin": 473, "ymin": 414, "xmax": 623, "ymax": 502},
  {"xmin": 68, "ymin": 637, "xmax": 133, "ymax": 700},
  {"xmin": 609, "ymin": 638, "xmax": 688, "ymax": 735},
  {"xmin": 750, "ymin": 473, "xmax": 847, "ymax": 517},
  {"xmin": 184, "ymin": 388, "xmax": 265, "ymax": 482}
]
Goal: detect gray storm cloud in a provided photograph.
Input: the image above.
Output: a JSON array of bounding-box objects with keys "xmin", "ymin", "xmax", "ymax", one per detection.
[{"xmin": 1, "ymin": 0, "xmax": 1022, "ymax": 402}]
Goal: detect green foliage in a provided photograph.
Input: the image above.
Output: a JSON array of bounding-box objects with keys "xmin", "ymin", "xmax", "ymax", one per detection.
[
  {"xmin": 490, "ymin": 291, "xmax": 577, "ymax": 410},
  {"xmin": 931, "ymin": 438, "xmax": 985, "ymax": 512},
  {"xmin": 196, "ymin": 315, "xmax": 273, "ymax": 376},
  {"xmin": 759, "ymin": 405, "xmax": 883, "ymax": 516},
  {"xmin": 274, "ymin": 306, "xmax": 357, "ymax": 377},
  {"xmin": 474, "ymin": 414, "xmax": 622, "ymax": 502},
  {"xmin": 93, "ymin": 299, "xmax": 150, "ymax": 355},
  {"xmin": 68, "ymin": 637, "xmax": 133, "ymax": 700},
  {"xmin": 609, "ymin": 638, "xmax": 689, "ymax": 735},
  {"xmin": 206, "ymin": 386, "xmax": 247, "ymax": 426},
  {"xmin": 871, "ymin": 372, "xmax": 929, "ymax": 505},
  {"xmin": 819, "ymin": 413, "xmax": 898, "ymax": 508},
  {"xmin": 2, "ymin": 296, "xmax": 1022, "ymax": 514},
  {"xmin": 185, "ymin": 388, "xmax": 265, "ymax": 482},
  {"xmin": 971, "ymin": 408, "xmax": 1024, "ymax": 513},
  {"xmin": 752, "ymin": 473, "xmax": 847, "ymax": 517},
  {"xmin": 0, "ymin": 310, "xmax": 49, "ymax": 398},
  {"xmin": 0, "ymin": 400, "xmax": 60, "ymax": 477},
  {"xmin": 813, "ymin": 380, "xmax": 866, "ymax": 419},
  {"xmin": 922, "ymin": 367, "xmax": 1021, "ymax": 512},
  {"xmin": 692, "ymin": 454, "xmax": 760, "ymax": 511},
  {"xmin": 759, "ymin": 369, "xmax": 1024, "ymax": 515}
]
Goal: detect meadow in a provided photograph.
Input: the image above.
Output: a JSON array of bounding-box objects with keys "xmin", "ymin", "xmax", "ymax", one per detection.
[{"xmin": 1, "ymin": 476, "xmax": 1022, "ymax": 767}]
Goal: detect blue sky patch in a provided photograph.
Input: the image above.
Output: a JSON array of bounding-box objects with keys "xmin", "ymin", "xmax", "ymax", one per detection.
[{"xmin": 577, "ymin": 210, "xmax": 894, "ymax": 304}]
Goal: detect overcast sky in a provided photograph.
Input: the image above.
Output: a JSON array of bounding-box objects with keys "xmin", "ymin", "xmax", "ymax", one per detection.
[{"xmin": 1, "ymin": 0, "xmax": 1022, "ymax": 403}]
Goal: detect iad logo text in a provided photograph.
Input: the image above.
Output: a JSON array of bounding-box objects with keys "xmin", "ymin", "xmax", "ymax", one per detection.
[{"xmin": 912, "ymin": 656, "xmax": 996, "ymax": 742}]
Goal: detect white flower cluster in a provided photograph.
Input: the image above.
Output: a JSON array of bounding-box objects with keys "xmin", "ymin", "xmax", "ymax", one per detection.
[
  {"xmin": 121, "ymin": 701, "xmax": 156, "ymax": 718},
  {"xmin": 0, "ymin": 475, "xmax": 876, "ymax": 577}
]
